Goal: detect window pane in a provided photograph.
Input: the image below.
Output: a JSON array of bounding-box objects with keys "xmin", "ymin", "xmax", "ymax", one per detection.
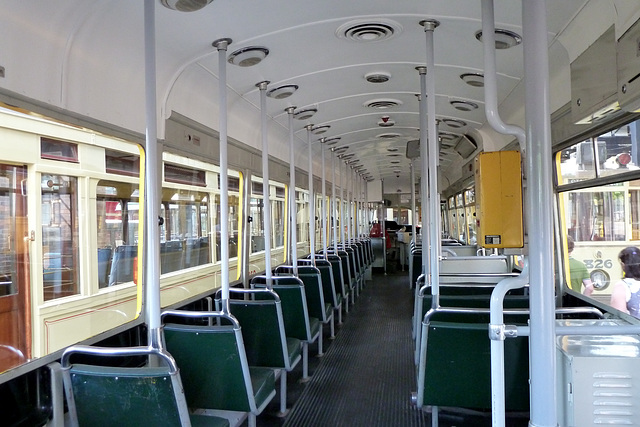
[
  {"xmin": 557, "ymin": 139, "xmax": 596, "ymax": 184},
  {"xmin": 42, "ymin": 175, "xmax": 79, "ymax": 300},
  {"xmin": 96, "ymin": 180, "xmax": 140, "ymax": 288}
]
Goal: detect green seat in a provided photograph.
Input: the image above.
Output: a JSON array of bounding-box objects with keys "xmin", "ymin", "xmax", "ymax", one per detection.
[
  {"xmin": 226, "ymin": 288, "xmax": 302, "ymax": 415},
  {"xmin": 61, "ymin": 345, "xmax": 231, "ymax": 427},
  {"xmin": 326, "ymin": 254, "xmax": 349, "ymax": 314},
  {"xmin": 252, "ymin": 274, "xmax": 322, "ymax": 377},
  {"xmin": 314, "ymin": 258, "xmax": 343, "ymax": 327},
  {"xmin": 297, "ymin": 265, "xmax": 335, "ymax": 340},
  {"xmin": 163, "ymin": 321, "xmax": 275, "ymax": 415},
  {"xmin": 414, "ymin": 290, "xmax": 529, "ymax": 365},
  {"xmin": 415, "ymin": 310, "xmax": 530, "ymax": 414}
]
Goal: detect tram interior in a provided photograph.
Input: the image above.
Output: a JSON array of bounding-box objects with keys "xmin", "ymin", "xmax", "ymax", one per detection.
[{"xmin": 2, "ymin": 1, "xmax": 640, "ymax": 426}]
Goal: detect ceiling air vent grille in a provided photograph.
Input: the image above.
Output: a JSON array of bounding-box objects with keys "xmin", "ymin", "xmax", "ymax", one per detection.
[
  {"xmin": 365, "ymin": 99, "xmax": 401, "ymax": 109},
  {"xmin": 337, "ymin": 19, "xmax": 401, "ymax": 43}
]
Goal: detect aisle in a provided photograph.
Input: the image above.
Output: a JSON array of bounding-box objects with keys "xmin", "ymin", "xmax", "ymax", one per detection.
[{"xmin": 280, "ymin": 271, "xmax": 429, "ymax": 427}]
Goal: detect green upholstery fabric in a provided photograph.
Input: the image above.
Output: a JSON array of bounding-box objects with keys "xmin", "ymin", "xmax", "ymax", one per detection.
[
  {"xmin": 164, "ymin": 324, "xmax": 275, "ymax": 413},
  {"xmin": 420, "ymin": 315, "xmax": 530, "ymax": 412},
  {"xmin": 315, "ymin": 261, "xmax": 342, "ymax": 309},
  {"xmin": 68, "ymin": 364, "xmax": 230, "ymax": 427},
  {"xmin": 230, "ymin": 299, "xmax": 301, "ymax": 370}
]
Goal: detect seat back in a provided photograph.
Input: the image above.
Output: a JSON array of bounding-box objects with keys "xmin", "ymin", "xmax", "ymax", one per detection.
[
  {"xmin": 295, "ymin": 265, "xmax": 329, "ymax": 322},
  {"xmin": 61, "ymin": 346, "xmax": 190, "ymax": 426},
  {"xmin": 313, "ymin": 259, "xmax": 340, "ymax": 309},
  {"xmin": 416, "ymin": 310, "xmax": 530, "ymax": 412},
  {"xmin": 227, "ymin": 288, "xmax": 300, "ymax": 370},
  {"xmin": 163, "ymin": 317, "xmax": 272, "ymax": 414},
  {"xmin": 251, "ymin": 275, "xmax": 313, "ymax": 341},
  {"xmin": 326, "ymin": 254, "xmax": 347, "ymax": 300}
]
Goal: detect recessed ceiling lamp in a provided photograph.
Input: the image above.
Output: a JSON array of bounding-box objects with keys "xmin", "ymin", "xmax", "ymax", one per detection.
[
  {"xmin": 450, "ymin": 100, "xmax": 479, "ymax": 112},
  {"xmin": 387, "ymin": 147, "xmax": 399, "ymax": 152},
  {"xmin": 475, "ymin": 29, "xmax": 522, "ymax": 49},
  {"xmin": 442, "ymin": 118, "xmax": 467, "ymax": 129},
  {"xmin": 388, "ymin": 153, "xmax": 401, "ymax": 157},
  {"xmin": 324, "ymin": 137, "xmax": 341, "ymax": 146},
  {"xmin": 311, "ymin": 125, "xmax": 330, "ymax": 135},
  {"xmin": 227, "ymin": 46, "xmax": 269, "ymax": 67},
  {"xmin": 294, "ymin": 108, "xmax": 317, "ymax": 120},
  {"xmin": 161, "ymin": 0, "xmax": 213, "ymax": 12},
  {"xmin": 267, "ymin": 84, "xmax": 298, "ymax": 99},
  {"xmin": 341, "ymin": 153, "xmax": 355, "ymax": 160},
  {"xmin": 390, "ymin": 160, "xmax": 401, "ymax": 164},
  {"xmin": 460, "ymin": 73, "xmax": 485, "ymax": 87},
  {"xmin": 365, "ymin": 72, "xmax": 391, "ymax": 83}
]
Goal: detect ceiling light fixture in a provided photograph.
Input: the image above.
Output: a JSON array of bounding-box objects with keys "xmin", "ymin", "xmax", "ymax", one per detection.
[
  {"xmin": 365, "ymin": 72, "xmax": 391, "ymax": 83},
  {"xmin": 311, "ymin": 125, "xmax": 330, "ymax": 135},
  {"xmin": 324, "ymin": 137, "xmax": 341, "ymax": 146},
  {"xmin": 294, "ymin": 108, "xmax": 317, "ymax": 120},
  {"xmin": 450, "ymin": 100, "xmax": 479, "ymax": 112},
  {"xmin": 161, "ymin": 0, "xmax": 213, "ymax": 12},
  {"xmin": 228, "ymin": 46, "xmax": 269, "ymax": 67},
  {"xmin": 266, "ymin": 84, "xmax": 298, "ymax": 99},
  {"xmin": 442, "ymin": 118, "xmax": 467, "ymax": 129},
  {"xmin": 460, "ymin": 73, "xmax": 485, "ymax": 87},
  {"xmin": 475, "ymin": 29, "xmax": 522, "ymax": 49}
]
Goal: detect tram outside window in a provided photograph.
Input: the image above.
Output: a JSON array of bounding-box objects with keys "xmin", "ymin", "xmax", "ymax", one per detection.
[
  {"xmin": 160, "ymin": 188, "xmax": 210, "ymax": 272},
  {"xmin": 214, "ymin": 193, "xmax": 240, "ymax": 261},
  {"xmin": 96, "ymin": 181, "xmax": 140, "ymax": 288},
  {"xmin": 463, "ymin": 187, "xmax": 477, "ymax": 245},
  {"xmin": 273, "ymin": 185, "xmax": 286, "ymax": 249},
  {"xmin": 556, "ymin": 117, "xmax": 640, "ymax": 297},
  {"xmin": 296, "ymin": 190, "xmax": 308, "ymax": 244},
  {"xmin": 42, "ymin": 174, "xmax": 79, "ymax": 300}
]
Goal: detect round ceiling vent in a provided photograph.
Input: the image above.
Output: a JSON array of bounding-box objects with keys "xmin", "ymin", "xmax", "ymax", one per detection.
[
  {"xmin": 365, "ymin": 99, "xmax": 402, "ymax": 109},
  {"xmin": 442, "ymin": 118, "xmax": 467, "ymax": 129},
  {"xmin": 228, "ymin": 46, "xmax": 269, "ymax": 67},
  {"xmin": 311, "ymin": 125, "xmax": 330, "ymax": 135},
  {"xmin": 161, "ymin": 0, "xmax": 213, "ymax": 12},
  {"xmin": 377, "ymin": 133, "xmax": 402, "ymax": 139},
  {"xmin": 324, "ymin": 137, "xmax": 341, "ymax": 146},
  {"xmin": 365, "ymin": 72, "xmax": 391, "ymax": 83},
  {"xmin": 460, "ymin": 73, "xmax": 484, "ymax": 87},
  {"xmin": 337, "ymin": 19, "xmax": 401, "ymax": 43},
  {"xmin": 475, "ymin": 29, "xmax": 522, "ymax": 49},
  {"xmin": 267, "ymin": 84, "xmax": 298, "ymax": 99},
  {"xmin": 294, "ymin": 108, "xmax": 317, "ymax": 120},
  {"xmin": 450, "ymin": 100, "xmax": 479, "ymax": 112}
]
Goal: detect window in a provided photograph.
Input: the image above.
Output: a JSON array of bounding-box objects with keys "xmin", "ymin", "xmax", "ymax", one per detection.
[{"xmin": 42, "ymin": 174, "xmax": 79, "ymax": 300}]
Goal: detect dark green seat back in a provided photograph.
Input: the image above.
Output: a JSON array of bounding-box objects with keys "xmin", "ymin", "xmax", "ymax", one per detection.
[
  {"xmin": 421, "ymin": 320, "xmax": 529, "ymax": 411},
  {"xmin": 315, "ymin": 261, "xmax": 341, "ymax": 308},
  {"xmin": 297, "ymin": 268, "xmax": 330, "ymax": 321},
  {"xmin": 327, "ymin": 256, "xmax": 347, "ymax": 298},
  {"xmin": 164, "ymin": 323, "xmax": 275, "ymax": 413},
  {"xmin": 69, "ymin": 364, "xmax": 184, "ymax": 426}
]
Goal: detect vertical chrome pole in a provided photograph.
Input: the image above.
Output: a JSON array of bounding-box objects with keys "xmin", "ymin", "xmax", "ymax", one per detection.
[
  {"xmin": 417, "ymin": 71, "xmax": 430, "ymax": 282},
  {"xmin": 422, "ymin": 20, "xmax": 441, "ymax": 299},
  {"xmin": 286, "ymin": 107, "xmax": 298, "ymax": 274},
  {"xmin": 257, "ymin": 81, "xmax": 273, "ymax": 286},
  {"xmin": 143, "ymin": 0, "xmax": 161, "ymax": 344},
  {"xmin": 410, "ymin": 161, "xmax": 417, "ymax": 246},
  {"xmin": 306, "ymin": 125, "xmax": 316, "ymax": 264},
  {"xmin": 213, "ymin": 37, "xmax": 232, "ymax": 312},
  {"xmin": 332, "ymin": 149, "xmax": 338, "ymax": 251},
  {"xmin": 523, "ymin": 0, "xmax": 556, "ymax": 425},
  {"xmin": 341, "ymin": 160, "xmax": 346, "ymax": 250},
  {"xmin": 321, "ymin": 139, "xmax": 328, "ymax": 257}
]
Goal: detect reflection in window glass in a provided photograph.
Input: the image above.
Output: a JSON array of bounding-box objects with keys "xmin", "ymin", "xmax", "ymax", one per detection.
[
  {"xmin": 0, "ymin": 165, "xmax": 27, "ymax": 298},
  {"xmin": 96, "ymin": 181, "xmax": 140, "ymax": 287},
  {"xmin": 215, "ymin": 193, "xmax": 239, "ymax": 261},
  {"xmin": 557, "ymin": 118, "xmax": 640, "ymax": 185},
  {"xmin": 42, "ymin": 175, "xmax": 79, "ymax": 300},
  {"xmin": 250, "ymin": 196, "xmax": 265, "ymax": 253},
  {"xmin": 159, "ymin": 188, "xmax": 210, "ymax": 273}
]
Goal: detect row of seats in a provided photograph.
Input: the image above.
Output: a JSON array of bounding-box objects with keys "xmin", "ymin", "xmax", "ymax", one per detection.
[
  {"xmin": 411, "ymin": 249, "xmax": 603, "ymax": 424},
  {"xmin": 62, "ymin": 238, "xmax": 373, "ymax": 427}
]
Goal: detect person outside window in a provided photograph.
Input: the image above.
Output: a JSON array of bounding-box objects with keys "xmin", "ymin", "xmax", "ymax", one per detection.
[
  {"xmin": 610, "ymin": 246, "xmax": 640, "ymax": 318},
  {"xmin": 567, "ymin": 236, "xmax": 593, "ymax": 296}
]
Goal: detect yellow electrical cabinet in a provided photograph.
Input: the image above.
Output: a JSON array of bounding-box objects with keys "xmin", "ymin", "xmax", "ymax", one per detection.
[{"xmin": 475, "ymin": 150, "xmax": 523, "ymax": 248}]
